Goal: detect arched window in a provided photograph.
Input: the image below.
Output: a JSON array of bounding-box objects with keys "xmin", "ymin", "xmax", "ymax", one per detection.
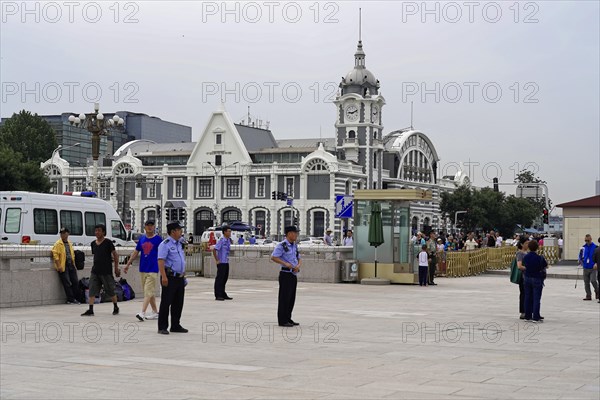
[
  {"xmin": 222, "ymin": 209, "xmax": 241, "ymax": 224},
  {"xmin": 304, "ymin": 158, "xmax": 329, "ymax": 173},
  {"xmin": 115, "ymin": 163, "xmax": 134, "ymax": 176},
  {"xmin": 44, "ymin": 165, "xmax": 62, "ymax": 177},
  {"xmin": 348, "ymin": 130, "xmax": 356, "ymax": 139}
]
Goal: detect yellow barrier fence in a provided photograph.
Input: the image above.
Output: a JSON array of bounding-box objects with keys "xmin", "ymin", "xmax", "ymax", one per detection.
[
  {"xmin": 540, "ymin": 246, "xmax": 559, "ymax": 265},
  {"xmin": 439, "ymin": 246, "xmax": 519, "ymax": 278}
]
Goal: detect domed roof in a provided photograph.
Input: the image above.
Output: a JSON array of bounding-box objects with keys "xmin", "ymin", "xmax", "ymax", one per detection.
[{"xmin": 344, "ymin": 67, "xmax": 378, "ymax": 86}]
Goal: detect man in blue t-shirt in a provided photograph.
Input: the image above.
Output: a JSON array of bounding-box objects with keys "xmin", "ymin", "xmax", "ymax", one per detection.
[{"xmin": 125, "ymin": 220, "xmax": 163, "ymax": 321}]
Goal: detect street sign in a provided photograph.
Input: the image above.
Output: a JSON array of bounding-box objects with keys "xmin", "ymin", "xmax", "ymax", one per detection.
[
  {"xmin": 286, "ymin": 198, "xmax": 293, "ymax": 206},
  {"xmin": 335, "ymin": 195, "xmax": 353, "ymax": 218}
]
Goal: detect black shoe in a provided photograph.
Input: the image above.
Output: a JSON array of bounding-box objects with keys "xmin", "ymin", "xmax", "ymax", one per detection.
[
  {"xmin": 279, "ymin": 322, "xmax": 294, "ymax": 327},
  {"xmin": 539, "ymin": 316, "xmax": 544, "ymax": 320},
  {"xmin": 215, "ymin": 297, "xmax": 225, "ymax": 301},
  {"xmin": 170, "ymin": 326, "xmax": 188, "ymax": 333},
  {"xmin": 519, "ymin": 313, "xmax": 525, "ymax": 320},
  {"xmin": 289, "ymin": 320, "xmax": 300, "ymax": 326},
  {"xmin": 113, "ymin": 306, "xmax": 120, "ymax": 315},
  {"xmin": 430, "ymin": 283, "xmax": 437, "ymax": 286},
  {"xmin": 158, "ymin": 329, "xmax": 170, "ymax": 335},
  {"xmin": 81, "ymin": 310, "xmax": 94, "ymax": 316},
  {"xmin": 224, "ymin": 296, "xmax": 233, "ymax": 300}
]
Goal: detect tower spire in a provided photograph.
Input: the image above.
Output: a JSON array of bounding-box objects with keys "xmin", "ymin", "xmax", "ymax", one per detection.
[
  {"xmin": 359, "ymin": 8, "xmax": 362, "ymax": 42},
  {"xmin": 354, "ymin": 8, "xmax": 365, "ymax": 69}
]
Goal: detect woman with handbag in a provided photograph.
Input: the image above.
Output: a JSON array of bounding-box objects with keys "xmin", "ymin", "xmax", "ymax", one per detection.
[{"xmin": 511, "ymin": 238, "xmax": 529, "ymax": 319}]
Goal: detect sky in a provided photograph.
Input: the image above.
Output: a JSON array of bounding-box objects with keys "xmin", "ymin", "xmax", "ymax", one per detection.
[{"xmin": 1, "ymin": 1, "xmax": 599, "ymax": 211}]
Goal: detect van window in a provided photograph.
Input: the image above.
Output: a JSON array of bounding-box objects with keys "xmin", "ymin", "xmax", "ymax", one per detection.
[
  {"xmin": 60, "ymin": 210, "xmax": 83, "ymax": 236},
  {"xmin": 85, "ymin": 212, "xmax": 106, "ymax": 236},
  {"xmin": 4, "ymin": 208, "xmax": 21, "ymax": 234},
  {"xmin": 34, "ymin": 208, "xmax": 58, "ymax": 235},
  {"xmin": 111, "ymin": 220, "xmax": 126, "ymax": 240}
]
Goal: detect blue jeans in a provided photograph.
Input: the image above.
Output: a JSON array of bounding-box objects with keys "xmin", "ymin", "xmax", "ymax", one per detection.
[
  {"xmin": 524, "ymin": 276, "xmax": 543, "ymax": 320},
  {"xmin": 418, "ymin": 266, "xmax": 428, "ymax": 286}
]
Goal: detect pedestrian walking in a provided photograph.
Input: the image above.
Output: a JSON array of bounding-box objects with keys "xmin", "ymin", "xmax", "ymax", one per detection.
[
  {"xmin": 558, "ymin": 236, "xmax": 564, "ymax": 259},
  {"xmin": 579, "ymin": 234, "xmax": 599, "ymax": 301},
  {"xmin": 426, "ymin": 233, "xmax": 438, "ymax": 285},
  {"xmin": 51, "ymin": 227, "xmax": 80, "ymax": 304},
  {"xmin": 343, "ymin": 229, "xmax": 354, "ymax": 246},
  {"xmin": 418, "ymin": 244, "xmax": 429, "ymax": 286},
  {"xmin": 324, "ymin": 228, "xmax": 333, "ymax": 246},
  {"xmin": 157, "ymin": 222, "xmax": 188, "ymax": 334},
  {"xmin": 81, "ymin": 224, "xmax": 120, "ymax": 316},
  {"xmin": 594, "ymin": 237, "xmax": 600, "ymax": 303},
  {"xmin": 271, "ymin": 226, "xmax": 301, "ymax": 327},
  {"xmin": 124, "ymin": 220, "xmax": 162, "ymax": 321},
  {"xmin": 515, "ymin": 238, "xmax": 529, "ymax": 319},
  {"xmin": 519, "ymin": 240, "xmax": 547, "ymax": 322},
  {"xmin": 213, "ymin": 226, "xmax": 233, "ymax": 301}
]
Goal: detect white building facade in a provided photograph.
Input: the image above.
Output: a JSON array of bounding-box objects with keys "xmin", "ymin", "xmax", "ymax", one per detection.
[{"xmin": 42, "ymin": 37, "xmax": 464, "ymax": 239}]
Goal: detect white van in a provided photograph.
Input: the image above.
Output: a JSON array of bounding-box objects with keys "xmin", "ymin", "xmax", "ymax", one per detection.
[
  {"xmin": 0, "ymin": 191, "xmax": 133, "ymax": 246},
  {"xmin": 200, "ymin": 228, "xmax": 247, "ymax": 245}
]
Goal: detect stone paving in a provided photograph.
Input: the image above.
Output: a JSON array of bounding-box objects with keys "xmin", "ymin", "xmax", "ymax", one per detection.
[{"xmin": 1, "ymin": 274, "xmax": 599, "ymax": 399}]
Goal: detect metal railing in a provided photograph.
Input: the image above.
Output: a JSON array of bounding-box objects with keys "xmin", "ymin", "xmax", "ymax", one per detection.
[{"xmin": 440, "ymin": 246, "xmax": 559, "ymax": 278}]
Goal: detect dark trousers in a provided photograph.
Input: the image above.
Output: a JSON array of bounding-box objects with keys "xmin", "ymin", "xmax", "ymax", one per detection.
[
  {"xmin": 158, "ymin": 276, "xmax": 185, "ymax": 331},
  {"xmin": 278, "ymin": 271, "xmax": 297, "ymax": 325},
  {"xmin": 518, "ymin": 276, "xmax": 525, "ymax": 314},
  {"xmin": 418, "ymin": 266, "xmax": 428, "ymax": 286},
  {"xmin": 214, "ymin": 263, "xmax": 230, "ymax": 298},
  {"xmin": 58, "ymin": 264, "xmax": 79, "ymax": 302},
  {"xmin": 428, "ymin": 256, "xmax": 437, "ymax": 284},
  {"xmin": 524, "ymin": 276, "xmax": 543, "ymax": 320}
]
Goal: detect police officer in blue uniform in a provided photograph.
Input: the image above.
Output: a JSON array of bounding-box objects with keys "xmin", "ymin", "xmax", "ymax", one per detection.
[
  {"xmin": 157, "ymin": 221, "xmax": 188, "ymax": 334},
  {"xmin": 271, "ymin": 226, "xmax": 302, "ymax": 327}
]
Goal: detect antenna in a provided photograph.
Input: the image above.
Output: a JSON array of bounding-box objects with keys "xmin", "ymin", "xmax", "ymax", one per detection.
[
  {"xmin": 359, "ymin": 8, "xmax": 362, "ymax": 42},
  {"xmin": 410, "ymin": 101, "xmax": 414, "ymax": 129},
  {"xmin": 247, "ymin": 105, "xmax": 251, "ymax": 126}
]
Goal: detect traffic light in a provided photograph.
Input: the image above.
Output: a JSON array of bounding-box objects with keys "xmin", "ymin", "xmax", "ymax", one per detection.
[
  {"xmin": 271, "ymin": 191, "xmax": 277, "ymax": 200},
  {"xmin": 493, "ymin": 177, "xmax": 499, "ymax": 192},
  {"xmin": 165, "ymin": 208, "xmax": 170, "ymax": 221},
  {"xmin": 179, "ymin": 208, "xmax": 187, "ymax": 221},
  {"xmin": 542, "ymin": 208, "xmax": 549, "ymax": 224},
  {"xmin": 293, "ymin": 217, "xmax": 298, "ymax": 226}
]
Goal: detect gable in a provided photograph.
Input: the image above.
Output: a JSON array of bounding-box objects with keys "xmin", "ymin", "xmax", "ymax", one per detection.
[{"xmin": 187, "ymin": 108, "xmax": 253, "ymax": 168}]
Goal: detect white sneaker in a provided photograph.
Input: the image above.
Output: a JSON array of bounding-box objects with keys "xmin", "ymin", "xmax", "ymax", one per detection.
[
  {"xmin": 145, "ymin": 312, "xmax": 159, "ymax": 320},
  {"xmin": 136, "ymin": 312, "xmax": 145, "ymax": 322}
]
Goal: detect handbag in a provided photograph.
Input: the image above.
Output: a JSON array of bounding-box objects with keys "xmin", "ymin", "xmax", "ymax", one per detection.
[{"xmin": 509, "ymin": 257, "xmax": 522, "ymax": 284}]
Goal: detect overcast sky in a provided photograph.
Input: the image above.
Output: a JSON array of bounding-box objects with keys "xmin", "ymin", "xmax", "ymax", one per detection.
[{"xmin": 1, "ymin": 1, "xmax": 598, "ymax": 211}]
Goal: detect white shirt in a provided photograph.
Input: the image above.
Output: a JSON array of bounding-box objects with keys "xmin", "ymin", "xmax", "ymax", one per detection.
[
  {"xmin": 343, "ymin": 237, "xmax": 354, "ymax": 246},
  {"xmin": 495, "ymin": 236, "xmax": 503, "ymax": 247},
  {"xmin": 558, "ymin": 239, "xmax": 563, "ymax": 246},
  {"xmin": 418, "ymin": 251, "xmax": 429, "ymax": 267},
  {"xmin": 464, "ymin": 239, "xmax": 478, "ymax": 251}
]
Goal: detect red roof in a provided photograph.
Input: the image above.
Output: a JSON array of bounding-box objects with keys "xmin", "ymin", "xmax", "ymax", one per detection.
[{"xmin": 557, "ymin": 195, "xmax": 600, "ymax": 208}]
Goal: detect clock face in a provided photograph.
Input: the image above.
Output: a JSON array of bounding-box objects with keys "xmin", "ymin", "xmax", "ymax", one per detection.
[
  {"xmin": 371, "ymin": 106, "xmax": 379, "ymax": 122},
  {"xmin": 345, "ymin": 104, "xmax": 359, "ymax": 121}
]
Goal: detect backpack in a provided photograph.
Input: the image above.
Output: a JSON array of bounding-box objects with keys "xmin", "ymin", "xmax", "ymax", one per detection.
[
  {"xmin": 74, "ymin": 250, "xmax": 85, "ymax": 270},
  {"xmin": 119, "ymin": 278, "xmax": 135, "ymax": 301}
]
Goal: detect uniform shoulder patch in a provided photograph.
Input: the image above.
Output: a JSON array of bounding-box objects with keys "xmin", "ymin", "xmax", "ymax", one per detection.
[{"xmin": 162, "ymin": 239, "xmax": 169, "ymax": 244}]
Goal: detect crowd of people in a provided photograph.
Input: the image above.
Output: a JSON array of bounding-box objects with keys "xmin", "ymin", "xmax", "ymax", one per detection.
[{"xmin": 411, "ymin": 230, "xmax": 559, "ymax": 253}]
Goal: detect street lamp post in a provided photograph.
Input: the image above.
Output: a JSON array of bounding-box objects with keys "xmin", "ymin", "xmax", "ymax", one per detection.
[{"xmin": 68, "ymin": 103, "xmax": 124, "ymax": 193}]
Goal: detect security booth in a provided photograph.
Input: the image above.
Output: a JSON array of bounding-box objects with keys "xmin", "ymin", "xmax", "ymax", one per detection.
[{"xmin": 353, "ymin": 189, "xmax": 432, "ymax": 284}]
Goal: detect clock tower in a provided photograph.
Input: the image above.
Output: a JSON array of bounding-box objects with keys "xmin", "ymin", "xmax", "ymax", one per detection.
[{"xmin": 334, "ymin": 19, "xmax": 386, "ymax": 190}]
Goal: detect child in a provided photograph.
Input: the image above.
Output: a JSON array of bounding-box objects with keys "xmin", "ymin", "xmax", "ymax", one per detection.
[{"xmin": 418, "ymin": 244, "xmax": 429, "ymax": 286}]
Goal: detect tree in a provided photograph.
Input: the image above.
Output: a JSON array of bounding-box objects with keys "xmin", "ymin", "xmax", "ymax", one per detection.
[
  {"xmin": 0, "ymin": 110, "xmax": 57, "ymax": 163},
  {"xmin": 0, "ymin": 144, "xmax": 52, "ymax": 192},
  {"xmin": 440, "ymin": 185, "xmax": 538, "ymax": 236},
  {"xmin": 514, "ymin": 169, "xmax": 552, "ymax": 213}
]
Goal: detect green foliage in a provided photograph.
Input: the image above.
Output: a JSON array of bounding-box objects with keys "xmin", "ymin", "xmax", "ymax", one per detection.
[
  {"xmin": 0, "ymin": 110, "xmax": 57, "ymax": 163},
  {"xmin": 514, "ymin": 169, "xmax": 552, "ymax": 212},
  {"xmin": 0, "ymin": 144, "xmax": 52, "ymax": 192},
  {"xmin": 440, "ymin": 185, "xmax": 538, "ymax": 235}
]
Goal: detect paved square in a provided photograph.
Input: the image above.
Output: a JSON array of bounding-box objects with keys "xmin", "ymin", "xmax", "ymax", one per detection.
[{"xmin": 1, "ymin": 275, "xmax": 599, "ymax": 399}]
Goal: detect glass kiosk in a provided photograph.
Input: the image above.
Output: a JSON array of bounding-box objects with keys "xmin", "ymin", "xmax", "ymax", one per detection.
[{"xmin": 353, "ymin": 189, "xmax": 432, "ymax": 284}]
